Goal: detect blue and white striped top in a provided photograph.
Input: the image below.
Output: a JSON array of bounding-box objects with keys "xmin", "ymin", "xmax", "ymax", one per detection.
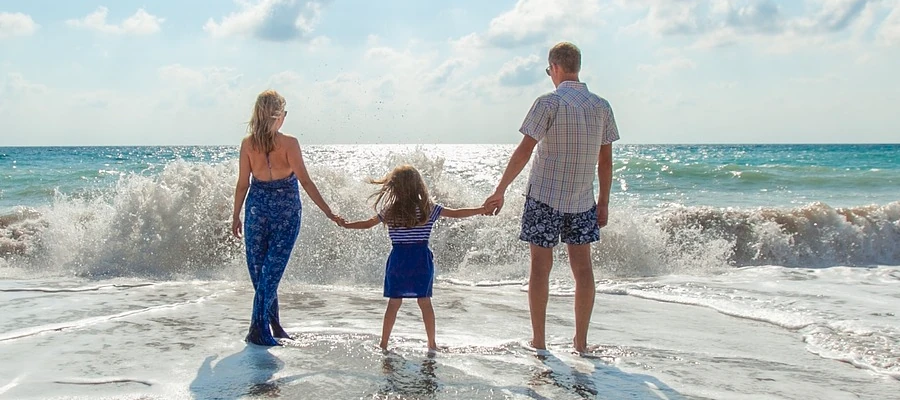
[{"xmin": 379, "ymin": 204, "xmax": 443, "ymax": 244}]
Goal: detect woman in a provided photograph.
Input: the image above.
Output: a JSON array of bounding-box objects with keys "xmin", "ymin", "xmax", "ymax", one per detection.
[{"xmin": 231, "ymin": 89, "xmax": 340, "ymax": 346}]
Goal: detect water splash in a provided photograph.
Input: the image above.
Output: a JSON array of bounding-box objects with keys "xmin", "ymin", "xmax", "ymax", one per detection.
[{"xmin": 2, "ymin": 151, "xmax": 899, "ymax": 282}]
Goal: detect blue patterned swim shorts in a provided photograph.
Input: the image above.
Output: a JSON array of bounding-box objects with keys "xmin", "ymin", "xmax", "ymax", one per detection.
[{"xmin": 519, "ymin": 197, "xmax": 600, "ymax": 248}]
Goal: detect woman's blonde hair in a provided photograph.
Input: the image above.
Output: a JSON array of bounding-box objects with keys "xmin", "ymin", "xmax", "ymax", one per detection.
[
  {"xmin": 248, "ymin": 90, "xmax": 286, "ymax": 154},
  {"xmin": 370, "ymin": 165, "xmax": 434, "ymax": 228}
]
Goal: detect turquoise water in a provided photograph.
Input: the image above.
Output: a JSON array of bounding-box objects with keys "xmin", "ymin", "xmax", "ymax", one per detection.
[
  {"xmin": 1, "ymin": 144, "xmax": 899, "ymax": 272},
  {"xmin": 2, "ymin": 144, "xmax": 898, "ymax": 212}
]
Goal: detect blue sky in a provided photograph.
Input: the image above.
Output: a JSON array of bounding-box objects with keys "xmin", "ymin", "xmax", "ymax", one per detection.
[{"xmin": 1, "ymin": 0, "xmax": 898, "ymax": 145}]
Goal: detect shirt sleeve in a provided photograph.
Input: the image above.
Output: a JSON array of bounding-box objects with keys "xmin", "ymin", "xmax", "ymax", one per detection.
[
  {"xmin": 429, "ymin": 204, "xmax": 443, "ymax": 222},
  {"xmin": 602, "ymin": 102, "xmax": 620, "ymax": 145},
  {"xmin": 519, "ymin": 96, "xmax": 554, "ymax": 142}
]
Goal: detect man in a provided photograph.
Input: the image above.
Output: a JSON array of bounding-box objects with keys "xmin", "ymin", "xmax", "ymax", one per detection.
[{"xmin": 484, "ymin": 42, "xmax": 619, "ymax": 353}]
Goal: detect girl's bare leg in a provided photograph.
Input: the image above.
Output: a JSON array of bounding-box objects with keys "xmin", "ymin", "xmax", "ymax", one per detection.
[
  {"xmin": 381, "ymin": 298, "xmax": 403, "ymax": 350},
  {"xmin": 417, "ymin": 297, "xmax": 437, "ymax": 350}
]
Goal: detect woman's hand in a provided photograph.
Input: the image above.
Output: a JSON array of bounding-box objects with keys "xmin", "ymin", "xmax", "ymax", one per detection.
[
  {"xmin": 231, "ymin": 215, "xmax": 243, "ymax": 238},
  {"xmin": 329, "ymin": 214, "xmax": 346, "ymax": 227}
]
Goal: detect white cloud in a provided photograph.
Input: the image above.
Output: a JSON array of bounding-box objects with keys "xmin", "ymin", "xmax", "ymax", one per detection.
[
  {"xmin": 0, "ymin": 73, "xmax": 48, "ymax": 114},
  {"xmin": 792, "ymin": 0, "xmax": 871, "ymax": 33},
  {"xmin": 637, "ymin": 56, "xmax": 697, "ymax": 81},
  {"xmin": 364, "ymin": 45, "xmax": 436, "ymax": 76},
  {"xmin": 425, "ymin": 58, "xmax": 469, "ymax": 88},
  {"xmin": 879, "ymin": 4, "xmax": 900, "ymax": 45},
  {"xmin": 623, "ymin": 0, "xmax": 786, "ymax": 38},
  {"xmin": 630, "ymin": 1, "xmax": 708, "ymax": 36},
  {"xmin": 458, "ymin": 0, "xmax": 606, "ymax": 48},
  {"xmin": 70, "ymin": 90, "xmax": 116, "ymax": 109},
  {"xmin": 66, "ymin": 7, "xmax": 164, "ymax": 35},
  {"xmin": 158, "ymin": 65, "xmax": 244, "ymax": 108},
  {"xmin": 307, "ymin": 35, "xmax": 331, "ymax": 51},
  {"xmin": 205, "ymin": 0, "xmax": 326, "ymax": 42},
  {"xmin": 789, "ymin": 73, "xmax": 840, "ymax": 84},
  {"xmin": 158, "ymin": 64, "xmax": 242, "ymax": 90},
  {"xmin": 1, "ymin": 73, "xmax": 48, "ymax": 95},
  {"xmin": 711, "ymin": 81, "xmax": 738, "ymax": 89},
  {"xmin": 269, "ymin": 71, "xmax": 304, "ymax": 87},
  {"xmin": 0, "ymin": 12, "xmax": 38, "ymax": 39},
  {"xmin": 623, "ymin": 0, "xmax": 883, "ymax": 50},
  {"xmin": 497, "ymin": 55, "xmax": 544, "ymax": 87}
]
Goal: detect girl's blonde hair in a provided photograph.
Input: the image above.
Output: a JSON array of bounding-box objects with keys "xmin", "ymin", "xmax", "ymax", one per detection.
[
  {"xmin": 370, "ymin": 165, "xmax": 434, "ymax": 228},
  {"xmin": 248, "ymin": 90, "xmax": 286, "ymax": 154}
]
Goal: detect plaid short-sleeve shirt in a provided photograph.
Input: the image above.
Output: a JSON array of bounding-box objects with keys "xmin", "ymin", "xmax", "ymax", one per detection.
[{"xmin": 520, "ymin": 81, "xmax": 619, "ymax": 214}]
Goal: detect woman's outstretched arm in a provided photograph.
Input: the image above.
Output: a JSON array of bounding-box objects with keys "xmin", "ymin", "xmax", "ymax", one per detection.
[{"xmin": 286, "ymin": 136, "xmax": 337, "ymax": 221}]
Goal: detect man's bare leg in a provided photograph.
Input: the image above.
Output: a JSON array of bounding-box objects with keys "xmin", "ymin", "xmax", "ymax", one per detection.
[
  {"xmin": 529, "ymin": 244, "xmax": 554, "ymax": 350},
  {"xmin": 567, "ymin": 243, "xmax": 595, "ymax": 353}
]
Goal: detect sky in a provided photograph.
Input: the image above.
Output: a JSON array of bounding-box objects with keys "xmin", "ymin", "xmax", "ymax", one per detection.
[{"xmin": 0, "ymin": 0, "xmax": 899, "ymax": 146}]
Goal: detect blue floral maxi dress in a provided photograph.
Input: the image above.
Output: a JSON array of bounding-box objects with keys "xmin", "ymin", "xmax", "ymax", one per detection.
[{"xmin": 243, "ymin": 173, "xmax": 302, "ymax": 346}]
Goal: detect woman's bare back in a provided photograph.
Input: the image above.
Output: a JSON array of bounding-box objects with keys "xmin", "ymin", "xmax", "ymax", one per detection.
[{"xmin": 243, "ymin": 133, "xmax": 297, "ymax": 181}]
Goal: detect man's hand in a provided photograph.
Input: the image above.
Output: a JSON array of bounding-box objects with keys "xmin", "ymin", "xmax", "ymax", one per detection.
[
  {"xmin": 483, "ymin": 191, "xmax": 505, "ymax": 216},
  {"xmin": 596, "ymin": 205, "xmax": 608, "ymax": 228}
]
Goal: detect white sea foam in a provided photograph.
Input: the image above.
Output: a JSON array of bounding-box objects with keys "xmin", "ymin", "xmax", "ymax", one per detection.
[{"xmin": 2, "ymin": 152, "xmax": 897, "ymax": 282}]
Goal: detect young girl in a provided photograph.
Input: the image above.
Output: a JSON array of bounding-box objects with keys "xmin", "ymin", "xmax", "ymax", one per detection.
[{"xmin": 339, "ymin": 165, "xmax": 486, "ymax": 351}]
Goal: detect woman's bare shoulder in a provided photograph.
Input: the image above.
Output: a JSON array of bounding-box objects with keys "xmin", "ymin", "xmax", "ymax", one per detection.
[
  {"xmin": 239, "ymin": 135, "xmax": 253, "ymax": 147},
  {"xmin": 277, "ymin": 133, "xmax": 300, "ymax": 148},
  {"xmin": 278, "ymin": 132, "xmax": 299, "ymax": 141}
]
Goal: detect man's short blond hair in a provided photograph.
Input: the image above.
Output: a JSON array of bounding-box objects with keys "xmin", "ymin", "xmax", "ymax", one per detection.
[{"xmin": 549, "ymin": 42, "xmax": 581, "ymax": 73}]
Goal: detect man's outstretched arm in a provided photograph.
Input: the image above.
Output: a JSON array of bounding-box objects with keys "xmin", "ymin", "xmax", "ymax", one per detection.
[{"xmin": 484, "ymin": 135, "xmax": 538, "ymax": 215}]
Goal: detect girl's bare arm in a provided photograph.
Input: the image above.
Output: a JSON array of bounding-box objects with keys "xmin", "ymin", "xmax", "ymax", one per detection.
[
  {"xmin": 341, "ymin": 215, "xmax": 381, "ymax": 229},
  {"xmin": 440, "ymin": 206, "xmax": 488, "ymax": 219}
]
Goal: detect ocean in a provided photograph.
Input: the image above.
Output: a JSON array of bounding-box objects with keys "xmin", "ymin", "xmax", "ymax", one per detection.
[{"xmin": 0, "ymin": 144, "xmax": 898, "ymax": 399}]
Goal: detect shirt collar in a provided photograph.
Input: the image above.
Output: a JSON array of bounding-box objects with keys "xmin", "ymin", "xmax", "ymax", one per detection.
[{"xmin": 557, "ymin": 80, "xmax": 586, "ymax": 90}]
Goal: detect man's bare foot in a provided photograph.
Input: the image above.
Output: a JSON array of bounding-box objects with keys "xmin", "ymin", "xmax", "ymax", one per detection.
[{"xmin": 573, "ymin": 337, "xmax": 587, "ymax": 354}]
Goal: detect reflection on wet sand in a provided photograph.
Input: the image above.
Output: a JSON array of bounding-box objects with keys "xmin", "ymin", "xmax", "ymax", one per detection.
[
  {"xmin": 378, "ymin": 353, "xmax": 440, "ymax": 399},
  {"xmin": 530, "ymin": 352, "xmax": 684, "ymax": 400}
]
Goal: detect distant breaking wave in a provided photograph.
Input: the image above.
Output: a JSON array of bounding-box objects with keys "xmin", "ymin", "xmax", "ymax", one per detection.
[{"xmin": 1, "ymin": 159, "xmax": 898, "ymax": 282}]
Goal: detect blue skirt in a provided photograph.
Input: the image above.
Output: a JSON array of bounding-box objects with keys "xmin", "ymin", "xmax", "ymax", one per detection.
[{"xmin": 384, "ymin": 242, "xmax": 434, "ymax": 298}]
